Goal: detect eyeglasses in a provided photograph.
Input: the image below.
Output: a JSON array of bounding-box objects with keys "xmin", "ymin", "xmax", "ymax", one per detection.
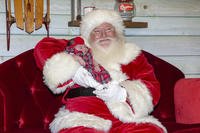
[{"xmin": 92, "ymin": 27, "xmax": 115, "ymax": 38}]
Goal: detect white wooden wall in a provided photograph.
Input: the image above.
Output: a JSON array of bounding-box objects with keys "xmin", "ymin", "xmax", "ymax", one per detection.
[{"xmin": 0, "ymin": 0, "xmax": 200, "ymax": 78}]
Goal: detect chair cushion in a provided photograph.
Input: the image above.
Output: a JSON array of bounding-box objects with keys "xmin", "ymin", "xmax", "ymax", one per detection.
[
  {"xmin": 162, "ymin": 121, "xmax": 200, "ymax": 133},
  {"xmin": 174, "ymin": 78, "xmax": 200, "ymax": 124},
  {"xmin": 173, "ymin": 127, "xmax": 200, "ymax": 133}
]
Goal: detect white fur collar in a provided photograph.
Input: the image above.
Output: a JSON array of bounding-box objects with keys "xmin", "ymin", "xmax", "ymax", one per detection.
[
  {"xmin": 120, "ymin": 42, "xmax": 141, "ymax": 65},
  {"xmin": 99, "ymin": 42, "xmax": 141, "ymax": 82}
]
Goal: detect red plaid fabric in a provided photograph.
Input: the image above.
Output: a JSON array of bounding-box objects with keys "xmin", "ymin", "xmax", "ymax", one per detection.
[{"xmin": 66, "ymin": 37, "xmax": 111, "ymax": 84}]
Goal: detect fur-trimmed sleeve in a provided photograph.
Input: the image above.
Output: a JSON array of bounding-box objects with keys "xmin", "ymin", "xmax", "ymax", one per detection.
[
  {"xmin": 121, "ymin": 52, "xmax": 160, "ymax": 117},
  {"xmin": 43, "ymin": 52, "xmax": 81, "ymax": 94},
  {"xmin": 34, "ymin": 37, "xmax": 81, "ymax": 94}
]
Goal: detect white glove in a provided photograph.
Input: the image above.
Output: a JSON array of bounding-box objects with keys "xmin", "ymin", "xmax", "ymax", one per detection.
[
  {"xmin": 72, "ymin": 66, "xmax": 104, "ymax": 89},
  {"xmin": 93, "ymin": 81, "xmax": 127, "ymax": 102}
]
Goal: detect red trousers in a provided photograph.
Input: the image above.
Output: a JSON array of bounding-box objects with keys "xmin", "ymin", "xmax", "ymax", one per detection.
[{"xmin": 59, "ymin": 96, "xmax": 164, "ymax": 133}]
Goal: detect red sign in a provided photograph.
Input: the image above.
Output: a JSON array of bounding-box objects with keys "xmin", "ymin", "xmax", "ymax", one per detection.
[{"xmin": 119, "ymin": 3, "xmax": 134, "ymax": 11}]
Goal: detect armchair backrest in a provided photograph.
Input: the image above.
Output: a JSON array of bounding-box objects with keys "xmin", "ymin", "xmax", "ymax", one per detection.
[
  {"xmin": 143, "ymin": 51, "xmax": 185, "ymax": 121},
  {"xmin": 0, "ymin": 50, "xmax": 62, "ymax": 133}
]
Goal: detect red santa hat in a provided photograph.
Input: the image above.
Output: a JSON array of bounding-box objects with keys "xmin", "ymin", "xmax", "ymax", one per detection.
[
  {"xmin": 80, "ymin": 9, "xmax": 124, "ymax": 46},
  {"xmin": 67, "ymin": 36, "xmax": 85, "ymax": 48}
]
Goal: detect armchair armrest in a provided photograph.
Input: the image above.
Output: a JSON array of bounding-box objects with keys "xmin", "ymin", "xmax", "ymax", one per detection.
[{"xmin": 174, "ymin": 78, "xmax": 200, "ymax": 124}]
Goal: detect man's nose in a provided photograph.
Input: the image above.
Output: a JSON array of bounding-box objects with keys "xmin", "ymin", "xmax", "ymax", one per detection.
[{"xmin": 101, "ymin": 30, "xmax": 107, "ymax": 38}]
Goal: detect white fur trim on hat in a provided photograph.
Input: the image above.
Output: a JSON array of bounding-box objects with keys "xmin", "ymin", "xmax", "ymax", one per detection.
[
  {"xmin": 49, "ymin": 106, "xmax": 112, "ymax": 133},
  {"xmin": 43, "ymin": 52, "xmax": 81, "ymax": 94},
  {"xmin": 80, "ymin": 9, "xmax": 124, "ymax": 45}
]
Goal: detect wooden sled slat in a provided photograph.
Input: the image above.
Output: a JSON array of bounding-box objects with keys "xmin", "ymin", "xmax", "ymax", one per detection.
[
  {"xmin": 24, "ymin": 0, "xmax": 34, "ymax": 33},
  {"xmin": 35, "ymin": 0, "xmax": 43, "ymax": 30},
  {"xmin": 14, "ymin": 0, "xmax": 24, "ymax": 30}
]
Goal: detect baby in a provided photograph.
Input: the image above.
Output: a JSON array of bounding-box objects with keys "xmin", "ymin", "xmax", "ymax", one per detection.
[{"xmin": 66, "ymin": 37, "xmax": 111, "ymax": 84}]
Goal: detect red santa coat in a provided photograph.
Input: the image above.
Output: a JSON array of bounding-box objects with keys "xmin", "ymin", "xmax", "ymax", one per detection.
[{"xmin": 34, "ymin": 37, "xmax": 167, "ymax": 133}]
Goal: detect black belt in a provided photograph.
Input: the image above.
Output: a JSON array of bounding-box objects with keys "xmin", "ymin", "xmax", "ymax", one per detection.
[{"xmin": 66, "ymin": 87, "xmax": 96, "ymax": 98}]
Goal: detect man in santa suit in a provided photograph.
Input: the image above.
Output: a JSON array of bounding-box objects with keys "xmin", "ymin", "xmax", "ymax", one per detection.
[{"xmin": 34, "ymin": 9, "xmax": 167, "ymax": 133}]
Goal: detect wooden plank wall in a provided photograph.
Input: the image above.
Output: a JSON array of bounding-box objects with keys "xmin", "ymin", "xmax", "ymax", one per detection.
[{"xmin": 0, "ymin": 0, "xmax": 200, "ymax": 78}]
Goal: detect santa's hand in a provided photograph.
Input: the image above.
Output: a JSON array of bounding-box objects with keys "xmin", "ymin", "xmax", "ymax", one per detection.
[
  {"xmin": 93, "ymin": 81, "xmax": 127, "ymax": 102},
  {"xmin": 72, "ymin": 66, "xmax": 103, "ymax": 88}
]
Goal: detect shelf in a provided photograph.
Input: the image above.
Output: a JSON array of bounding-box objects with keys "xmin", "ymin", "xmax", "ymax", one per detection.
[
  {"xmin": 68, "ymin": 20, "xmax": 81, "ymax": 27},
  {"xmin": 68, "ymin": 20, "xmax": 148, "ymax": 28},
  {"xmin": 68, "ymin": 1, "xmax": 148, "ymax": 29},
  {"xmin": 123, "ymin": 21, "xmax": 148, "ymax": 28}
]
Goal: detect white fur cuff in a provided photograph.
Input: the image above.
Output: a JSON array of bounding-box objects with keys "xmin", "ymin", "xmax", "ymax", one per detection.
[{"xmin": 43, "ymin": 52, "xmax": 81, "ymax": 94}]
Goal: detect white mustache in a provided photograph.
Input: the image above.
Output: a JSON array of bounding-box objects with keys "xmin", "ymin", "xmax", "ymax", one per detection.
[{"xmin": 96, "ymin": 37, "xmax": 114, "ymax": 43}]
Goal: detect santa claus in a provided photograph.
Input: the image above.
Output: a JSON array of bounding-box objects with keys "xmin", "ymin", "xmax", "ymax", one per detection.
[{"xmin": 34, "ymin": 9, "xmax": 167, "ymax": 133}]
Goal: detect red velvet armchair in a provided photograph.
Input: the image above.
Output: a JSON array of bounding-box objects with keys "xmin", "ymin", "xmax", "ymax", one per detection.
[{"xmin": 1, "ymin": 48, "xmax": 200, "ymax": 133}]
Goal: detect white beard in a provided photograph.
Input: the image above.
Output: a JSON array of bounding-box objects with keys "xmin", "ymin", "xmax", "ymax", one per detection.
[{"xmin": 90, "ymin": 36, "xmax": 126, "ymax": 66}]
